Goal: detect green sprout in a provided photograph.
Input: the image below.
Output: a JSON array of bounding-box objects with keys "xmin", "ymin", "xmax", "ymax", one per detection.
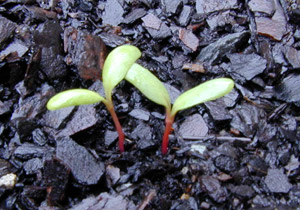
[
  {"xmin": 47, "ymin": 45, "xmax": 141, "ymax": 153},
  {"xmin": 126, "ymin": 63, "xmax": 234, "ymax": 154}
]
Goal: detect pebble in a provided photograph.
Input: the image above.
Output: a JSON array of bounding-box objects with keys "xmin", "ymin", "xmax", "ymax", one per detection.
[
  {"xmin": 42, "ymin": 106, "xmax": 74, "ymax": 130},
  {"xmin": 57, "ymin": 105, "xmax": 98, "ymax": 137},
  {"xmin": 34, "ymin": 20, "xmax": 66, "ymax": 79},
  {"xmin": 106, "ymin": 165, "xmax": 120, "ymax": 185},
  {"xmin": 196, "ymin": 31, "xmax": 249, "ymax": 65},
  {"xmin": 230, "ymin": 185, "xmax": 255, "ymax": 198},
  {"xmin": 56, "ymin": 137, "xmax": 104, "ymax": 185},
  {"xmin": 205, "ymin": 100, "xmax": 232, "ymax": 121},
  {"xmin": 0, "ymin": 173, "xmax": 17, "ymax": 189},
  {"xmin": 200, "ymin": 175, "xmax": 227, "ymax": 203},
  {"xmin": 0, "ymin": 40, "xmax": 28, "ymax": 59},
  {"xmin": 196, "ymin": 0, "xmax": 238, "ymax": 14},
  {"xmin": 0, "ymin": 16, "xmax": 17, "ymax": 45},
  {"xmin": 264, "ymin": 169, "xmax": 292, "ymax": 193},
  {"xmin": 23, "ymin": 158, "xmax": 43, "ymax": 175},
  {"xmin": 123, "ymin": 8, "xmax": 147, "ymax": 24},
  {"xmin": 178, "ymin": 114, "xmax": 208, "ymax": 138},
  {"xmin": 248, "ymin": 0, "xmax": 275, "ymax": 15},
  {"xmin": 104, "ymin": 130, "xmax": 118, "ymax": 147},
  {"xmin": 102, "ymin": 0, "xmax": 124, "ymax": 26},
  {"xmin": 255, "ymin": 0, "xmax": 286, "ymax": 41},
  {"xmin": 142, "ymin": 13, "xmax": 171, "ymax": 39},
  {"xmin": 214, "ymin": 155, "xmax": 238, "ymax": 173},
  {"xmin": 161, "ymin": 0, "xmax": 182, "ymax": 14},
  {"xmin": 14, "ymin": 143, "xmax": 54, "ymax": 160},
  {"xmin": 284, "ymin": 46, "xmax": 300, "ymax": 69},
  {"xmin": 128, "ymin": 109, "xmax": 150, "ymax": 121},
  {"xmin": 70, "ymin": 192, "xmax": 136, "ymax": 210},
  {"xmin": 179, "ymin": 6, "xmax": 192, "ymax": 26},
  {"xmin": 275, "ymin": 74, "xmax": 300, "ymax": 103},
  {"xmin": 227, "ymin": 53, "xmax": 267, "ymax": 82},
  {"xmin": 179, "ymin": 29, "xmax": 199, "ymax": 51}
]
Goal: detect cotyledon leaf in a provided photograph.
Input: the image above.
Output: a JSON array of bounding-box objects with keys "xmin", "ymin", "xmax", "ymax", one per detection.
[
  {"xmin": 46, "ymin": 89, "xmax": 105, "ymax": 110},
  {"xmin": 171, "ymin": 78, "xmax": 234, "ymax": 116},
  {"xmin": 126, "ymin": 63, "xmax": 171, "ymax": 109},
  {"xmin": 102, "ymin": 45, "xmax": 141, "ymax": 100}
]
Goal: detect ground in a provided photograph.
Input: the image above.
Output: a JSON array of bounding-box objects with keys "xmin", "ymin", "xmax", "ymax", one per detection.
[{"xmin": 0, "ymin": 0, "xmax": 300, "ymax": 209}]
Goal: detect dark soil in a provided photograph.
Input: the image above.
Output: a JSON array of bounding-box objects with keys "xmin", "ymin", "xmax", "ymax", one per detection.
[{"xmin": 1, "ymin": 0, "xmax": 300, "ymax": 209}]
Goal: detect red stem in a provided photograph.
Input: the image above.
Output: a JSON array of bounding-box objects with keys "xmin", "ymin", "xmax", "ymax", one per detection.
[
  {"xmin": 106, "ymin": 103, "xmax": 125, "ymax": 153},
  {"xmin": 162, "ymin": 113, "xmax": 174, "ymax": 155}
]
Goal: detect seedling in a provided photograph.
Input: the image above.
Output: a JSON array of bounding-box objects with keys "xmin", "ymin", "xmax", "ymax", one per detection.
[
  {"xmin": 126, "ymin": 63, "xmax": 234, "ymax": 154},
  {"xmin": 47, "ymin": 45, "xmax": 141, "ymax": 152}
]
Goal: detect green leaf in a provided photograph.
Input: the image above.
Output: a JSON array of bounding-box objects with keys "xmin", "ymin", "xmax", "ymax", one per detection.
[
  {"xmin": 46, "ymin": 89, "xmax": 105, "ymax": 110},
  {"xmin": 102, "ymin": 45, "xmax": 141, "ymax": 99},
  {"xmin": 171, "ymin": 78, "xmax": 234, "ymax": 116},
  {"xmin": 126, "ymin": 63, "xmax": 171, "ymax": 109}
]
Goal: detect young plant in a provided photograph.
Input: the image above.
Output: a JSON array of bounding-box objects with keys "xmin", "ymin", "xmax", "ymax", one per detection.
[
  {"xmin": 47, "ymin": 45, "xmax": 141, "ymax": 152},
  {"xmin": 126, "ymin": 64, "xmax": 234, "ymax": 154}
]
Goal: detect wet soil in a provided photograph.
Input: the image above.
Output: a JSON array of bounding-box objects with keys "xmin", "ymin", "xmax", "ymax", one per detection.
[{"xmin": 0, "ymin": 0, "xmax": 300, "ymax": 209}]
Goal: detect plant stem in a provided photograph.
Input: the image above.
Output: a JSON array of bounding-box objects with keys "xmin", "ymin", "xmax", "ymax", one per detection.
[
  {"xmin": 162, "ymin": 112, "xmax": 174, "ymax": 155},
  {"xmin": 105, "ymin": 100, "xmax": 125, "ymax": 153}
]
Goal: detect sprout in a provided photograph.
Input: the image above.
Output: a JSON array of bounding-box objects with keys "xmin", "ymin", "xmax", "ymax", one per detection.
[
  {"xmin": 47, "ymin": 45, "xmax": 141, "ymax": 153},
  {"xmin": 126, "ymin": 64, "xmax": 234, "ymax": 154}
]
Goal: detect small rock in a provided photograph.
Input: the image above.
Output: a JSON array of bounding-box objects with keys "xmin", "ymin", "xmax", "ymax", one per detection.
[
  {"xmin": 58, "ymin": 105, "xmax": 98, "ymax": 137},
  {"xmin": 123, "ymin": 8, "xmax": 147, "ymax": 24},
  {"xmin": 23, "ymin": 158, "xmax": 43, "ymax": 175},
  {"xmin": 196, "ymin": 0, "xmax": 238, "ymax": 14},
  {"xmin": 56, "ymin": 137, "xmax": 104, "ymax": 185},
  {"xmin": 223, "ymin": 89, "xmax": 239, "ymax": 108},
  {"xmin": 200, "ymin": 175, "xmax": 227, "ymax": 203},
  {"xmin": 275, "ymin": 74, "xmax": 300, "ymax": 103},
  {"xmin": 226, "ymin": 53, "xmax": 267, "ymax": 82},
  {"xmin": 230, "ymin": 185, "xmax": 255, "ymax": 198},
  {"xmin": 178, "ymin": 114, "xmax": 208, "ymax": 138},
  {"xmin": 190, "ymin": 144, "xmax": 207, "ymax": 155},
  {"xmin": 196, "ymin": 31, "xmax": 249, "ymax": 65},
  {"xmin": 106, "ymin": 165, "xmax": 120, "ymax": 185},
  {"xmin": 104, "ymin": 130, "xmax": 118, "ymax": 147},
  {"xmin": 230, "ymin": 103, "xmax": 265, "ymax": 137},
  {"xmin": 65, "ymin": 28, "xmax": 106, "ymax": 81},
  {"xmin": 42, "ymin": 107, "xmax": 74, "ymax": 130},
  {"xmin": 0, "ymin": 100, "xmax": 10, "ymax": 115},
  {"xmin": 129, "ymin": 109, "xmax": 150, "ymax": 121},
  {"xmin": 284, "ymin": 46, "xmax": 300, "ymax": 69},
  {"xmin": 161, "ymin": 0, "xmax": 182, "ymax": 14},
  {"xmin": 142, "ymin": 13, "xmax": 171, "ymax": 39},
  {"xmin": 205, "ymin": 100, "xmax": 232, "ymax": 121},
  {"xmin": 102, "ymin": 0, "xmax": 124, "ymax": 26},
  {"xmin": 0, "ymin": 173, "xmax": 17, "ymax": 189},
  {"xmin": 164, "ymin": 83, "xmax": 181, "ymax": 104},
  {"xmin": 130, "ymin": 122, "xmax": 152, "ymax": 141},
  {"xmin": 214, "ymin": 155, "xmax": 238, "ymax": 173},
  {"xmin": 14, "ymin": 143, "xmax": 54, "ymax": 160},
  {"xmin": 247, "ymin": 157, "xmax": 268, "ymax": 175},
  {"xmin": 179, "ymin": 6, "xmax": 192, "ymax": 26},
  {"xmin": 206, "ymin": 11, "xmax": 235, "ymax": 31},
  {"xmin": 179, "ymin": 29, "xmax": 199, "ymax": 51},
  {"xmin": 43, "ymin": 159, "xmax": 70, "ymax": 205},
  {"xmin": 34, "ymin": 20, "xmax": 66, "ymax": 79},
  {"xmin": 285, "ymin": 155, "xmax": 300, "ymax": 172},
  {"xmin": 0, "ymin": 39, "xmax": 28, "ymax": 59},
  {"xmin": 142, "ymin": 13, "xmax": 162, "ymax": 30},
  {"xmin": 264, "ymin": 168, "xmax": 292, "ymax": 193},
  {"xmin": 137, "ymin": 137, "xmax": 156, "ymax": 151},
  {"xmin": 255, "ymin": 0, "xmax": 286, "ymax": 41},
  {"xmin": 98, "ymin": 32, "xmax": 127, "ymax": 48},
  {"xmin": 248, "ymin": 0, "xmax": 275, "ymax": 15},
  {"xmin": 0, "ymin": 16, "xmax": 17, "ymax": 45},
  {"xmin": 70, "ymin": 192, "xmax": 136, "ymax": 210}
]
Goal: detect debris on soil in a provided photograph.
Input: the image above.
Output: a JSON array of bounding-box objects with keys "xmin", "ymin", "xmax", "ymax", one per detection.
[
  {"xmin": 264, "ymin": 168, "xmax": 292, "ymax": 193},
  {"xmin": 56, "ymin": 137, "xmax": 104, "ymax": 185},
  {"xmin": 196, "ymin": 31, "xmax": 249, "ymax": 65},
  {"xmin": 178, "ymin": 114, "xmax": 208, "ymax": 138}
]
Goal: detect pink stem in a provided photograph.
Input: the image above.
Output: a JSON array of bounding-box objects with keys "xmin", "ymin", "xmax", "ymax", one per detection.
[
  {"xmin": 106, "ymin": 103, "xmax": 125, "ymax": 153},
  {"xmin": 162, "ymin": 113, "xmax": 174, "ymax": 155}
]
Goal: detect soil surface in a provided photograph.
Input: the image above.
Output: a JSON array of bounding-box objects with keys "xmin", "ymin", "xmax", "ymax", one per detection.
[{"xmin": 0, "ymin": 0, "xmax": 300, "ymax": 209}]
